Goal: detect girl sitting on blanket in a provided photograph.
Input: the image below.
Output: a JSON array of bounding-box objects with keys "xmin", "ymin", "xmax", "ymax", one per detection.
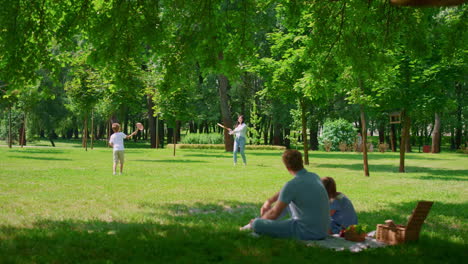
[{"xmin": 321, "ymin": 177, "xmax": 358, "ymax": 234}]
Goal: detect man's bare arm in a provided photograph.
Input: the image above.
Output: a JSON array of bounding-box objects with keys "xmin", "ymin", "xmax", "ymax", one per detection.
[
  {"xmin": 261, "ymin": 200, "xmax": 288, "ymax": 220},
  {"xmin": 260, "ymin": 191, "xmax": 280, "ymax": 216}
]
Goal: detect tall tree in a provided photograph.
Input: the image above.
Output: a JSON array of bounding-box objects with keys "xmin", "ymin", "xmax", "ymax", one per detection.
[{"xmin": 160, "ymin": 0, "xmax": 261, "ymax": 151}]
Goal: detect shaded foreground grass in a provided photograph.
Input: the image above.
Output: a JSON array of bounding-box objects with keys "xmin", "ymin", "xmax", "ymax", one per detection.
[{"xmin": 0, "ymin": 144, "xmax": 467, "ymax": 263}]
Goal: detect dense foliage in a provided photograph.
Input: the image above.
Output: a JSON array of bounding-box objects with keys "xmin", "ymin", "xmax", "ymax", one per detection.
[
  {"xmin": 181, "ymin": 133, "xmax": 224, "ymax": 145},
  {"xmin": 0, "ymin": 1, "xmax": 466, "ymax": 161},
  {"xmin": 320, "ymin": 119, "xmax": 357, "ymax": 151}
]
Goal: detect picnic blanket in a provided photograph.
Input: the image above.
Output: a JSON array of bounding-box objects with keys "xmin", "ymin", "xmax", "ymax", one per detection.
[
  {"xmin": 241, "ymin": 224, "xmax": 387, "ymax": 252},
  {"xmin": 305, "ymin": 232, "xmax": 387, "ymax": 252}
]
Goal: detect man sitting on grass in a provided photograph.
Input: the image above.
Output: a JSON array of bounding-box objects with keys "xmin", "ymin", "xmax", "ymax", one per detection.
[{"xmin": 244, "ymin": 150, "xmax": 330, "ymax": 240}]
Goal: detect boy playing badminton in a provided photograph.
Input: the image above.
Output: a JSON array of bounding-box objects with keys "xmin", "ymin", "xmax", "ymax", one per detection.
[{"xmin": 109, "ymin": 123, "xmax": 140, "ymax": 175}]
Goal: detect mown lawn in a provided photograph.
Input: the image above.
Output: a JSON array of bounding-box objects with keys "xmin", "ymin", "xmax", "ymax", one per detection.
[{"xmin": 0, "ymin": 142, "xmax": 466, "ymax": 263}]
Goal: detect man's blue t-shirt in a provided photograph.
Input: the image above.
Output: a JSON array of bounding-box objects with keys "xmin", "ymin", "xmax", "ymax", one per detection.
[
  {"xmin": 330, "ymin": 193, "xmax": 358, "ymax": 234},
  {"xmin": 278, "ymin": 169, "xmax": 330, "ymax": 239}
]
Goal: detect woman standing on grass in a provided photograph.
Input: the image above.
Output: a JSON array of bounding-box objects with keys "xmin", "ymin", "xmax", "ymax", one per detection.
[{"xmin": 228, "ymin": 115, "xmax": 248, "ymax": 166}]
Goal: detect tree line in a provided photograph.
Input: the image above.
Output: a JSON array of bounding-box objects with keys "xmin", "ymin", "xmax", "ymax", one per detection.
[{"xmin": 0, "ymin": 0, "xmax": 466, "ymax": 175}]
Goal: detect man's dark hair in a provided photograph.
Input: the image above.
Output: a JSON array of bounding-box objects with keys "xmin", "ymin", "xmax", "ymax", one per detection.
[{"xmin": 282, "ymin": 150, "xmax": 304, "ymax": 171}]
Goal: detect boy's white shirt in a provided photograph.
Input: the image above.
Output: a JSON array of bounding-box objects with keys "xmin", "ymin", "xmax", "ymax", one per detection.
[
  {"xmin": 229, "ymin": 123, "xmax": 248, "ymax": 138},
  {"xmin": 109, "ymin": 132, "xmax": 127, "ymax": 150}
]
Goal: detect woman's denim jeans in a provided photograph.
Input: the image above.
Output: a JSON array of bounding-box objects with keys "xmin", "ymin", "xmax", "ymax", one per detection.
[{"xmin": 233, "ymin": 136, "xmax": 246, "ymax": 164}]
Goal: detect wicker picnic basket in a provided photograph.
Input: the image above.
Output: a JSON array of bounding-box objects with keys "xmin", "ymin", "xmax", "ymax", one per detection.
[
  {"xmin": 376, "ymin": 201, "xmax": 433, "ymax": 245},
  {"xmin": 344, "ymin": 231, "xmax": 366, "ymax": 242}
]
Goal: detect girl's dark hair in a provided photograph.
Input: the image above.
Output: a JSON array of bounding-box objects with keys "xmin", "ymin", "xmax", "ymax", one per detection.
[
  {"xmin": 321, "ymin": 177, "xmax": 337, "ymax": 199},
  {"xmin": 236, "ymin": 115, "xmax": 244, "ymax": 127}
]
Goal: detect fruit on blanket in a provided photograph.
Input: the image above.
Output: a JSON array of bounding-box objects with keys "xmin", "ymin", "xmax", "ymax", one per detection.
[{"xmin": 343, "ymin": 225, "xmax": 368, "ymax": 242}]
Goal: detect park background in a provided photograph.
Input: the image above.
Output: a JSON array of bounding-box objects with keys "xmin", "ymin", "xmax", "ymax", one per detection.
[{"xmin": 1, "ymin": 0, "xmax": 467, "ymax": 263}]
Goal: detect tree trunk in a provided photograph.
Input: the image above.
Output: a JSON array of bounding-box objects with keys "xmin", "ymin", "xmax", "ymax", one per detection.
[
  {"xmin": 8, "ymin": 107, "xmax": 12, "ymax": 148},
  {"xmin": 173, "ymin": 125, "xmax": 176, "ymax": 156},
  {"xmin": 198, "ymin": 121, "xmax": 204, "ymax": 133},
  {"xmin": 425, "ymin": 123, "xmax": 432, "ymax": 145},
  {"xmin": 309, "ymin": 121, "xmax": 319, "ymax": 151},
  {"xmin": 360, "ymin": 105, "xmax": 370, "ymax": 177},
  {"xmin": 49, "ymin": 134, "xmax": 55, "ymax": 147},
  {"xmin": 66, "ymin": 128, "xmax": 73, "ymax": 139},
  {"xmin": 455, "ymin": 83, "xmax": 463, "ymax": 149},
  {"xmin": 399, "ymin": 111, "xmax": 410, "ymax": 172},
  {"xmin": 300, "ymin": 99, "xmax": 309, "ymax": 165},
  {"xmin": 273, "ymin": 123, "xmax": 281, "ymax": 145},
  {"xmin": 91, "ymin": 109, "xmax": 94, "ymax": 150},
  {"xmin": 263, "ymin": 118, "xmax": 270, "ymax": 145},
  {"xmin": 390, "ymin": 124, "xmax": 397, "ymax": 152},
  {"xmin": 269, "ymin": 122, "xmax": 274, "ymax": 145},
  {"xmin": 73, "ymin": 128, "xmax": 78, "ymax": 139},
  {"xmin": 406, "ymin": 116, "xmax": 412, "ymax": 152},
  {"xmin": 176, "ymin": 120, "xmax": 181, "ymax": 143},
  {"xmin": 218, "ymin": 73, "xmax": 234, "ymax": 152},
  {"xmin": 167, "ymin": 127, "xmax": 173, "ymax": 146},
  {"xmin": 431, "ymin": 112, "xmax": 441, "ymax": 153},
  {"xmin": 378, "ymin": 122, "xmax": 385, "ymax": 144},
  {"xmin": 124, "ymin": 111, "xmax": 129, "ymax": 135},
  {"xmin": 279, "ymin": 125, "xmax": 284, "ymax": 146},
  {"xmin": 156, "ymin": 114, "xmax": 160, "ymax": 148},
  {"xmin": 284, "ymin": 128, "xmax": 291, "ymax": 149},
  {"xmin": 158, "ymin": 119, "xmax": 165, "ymax": 148},
  {"xmin": 144, "ymin": 120, "xmax": 148, "ymax": 140},
  {"xmin": 189, "ymin": 121, "xmax": 195, "ymax": 133},
  {"xmin": 205, "ymin": 121, "xmax": 209, "ymax": 133},
  {"xmin": 20, "ymin": 111, "xmax": 26, "ymax": 147},
  {"xmin": 83, "ymin": 113, "xmax": 88, "ymax": 151},
  {"xmin": 147, "ymin": 95, "xmax": 157, "ymax": 148},
  {"xmin": 107, "ymin": 119, "xmax": 112, "ymax": 148}
]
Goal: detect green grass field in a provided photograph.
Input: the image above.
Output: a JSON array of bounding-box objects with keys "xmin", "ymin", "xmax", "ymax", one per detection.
[{"xmin": 0, "ymin": 141, "xmax": 467, "ymax": 263}]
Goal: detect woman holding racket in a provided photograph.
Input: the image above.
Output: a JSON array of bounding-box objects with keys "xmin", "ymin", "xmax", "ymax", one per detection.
[{"xmin": 228, "ymin": 115, "xmax": 248, "ymax": 166}]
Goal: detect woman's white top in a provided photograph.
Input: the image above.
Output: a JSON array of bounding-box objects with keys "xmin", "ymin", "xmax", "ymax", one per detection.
[{"xmin": 229, "ymin": 123, "xmax": 248, "ymax": 138}]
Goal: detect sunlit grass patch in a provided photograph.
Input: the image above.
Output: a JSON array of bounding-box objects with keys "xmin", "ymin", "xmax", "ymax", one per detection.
[{"xmin": 0, "ymin": 144, "xmax": 466, "ymax": 263}]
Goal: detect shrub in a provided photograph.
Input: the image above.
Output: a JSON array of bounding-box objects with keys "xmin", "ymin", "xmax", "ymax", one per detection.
[
  {"xmin": 168, "ymin": 144, "xmax": 286, "ymax": 150},
  {"xmin": 378, "ymin": 143, "xmax": 389, "ymax": 152},
  {"xmin": 319, "ymin": 119, "xmax": 357, "ymax": 151},
  {"xmin": 246, "ymin": 145, "xmax": 286, "ymax": 151},
  {"xmin": 324, "ymin": 140, "xmax": 332, "ymax": 152},
  {"xmin": 181, "ymin": 133, "xmax": 224, "ymax": 144},
  {"xmin": 339, "ymin": 142, "xmax": 348, "ymax": 152},
  {"xmin": 176, "ymin": 144, "xmax": 225, "ymax": 150}
]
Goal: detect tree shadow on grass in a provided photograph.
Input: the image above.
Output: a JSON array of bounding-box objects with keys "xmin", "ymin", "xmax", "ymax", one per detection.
[
  {"xmin": 310, "ymin": 152, "xmax": 445, "ymax": 161},
  {"xmin": 316, "ymin": 162, "xmax": 398, "ymax": 172},
  {"xmin": 182, "ymin": 154, "xmax": 232, "ymax": 158},
  {"xmin": 355, "ymin": 200, "xmax": 466, "ymax": 263},
  {"xmin": 6, "ymin": 149, "xmax": 65, "ymax": 154},
  {"xmin": 248, "ymin": 152, "xmax": 284, "ymax": 157},
  {"xmin": 119, "ymin": 144, "xmax": 152, "ymax": 149},
  {"xmin": 316, "ymin": 163, "xmax": 468, "ymax": 180},
  {"xmin": 358, "ymin": 200, "xmax": 468, "ymax": 247},
  {"xmin": 123, "ymin": 149, "xmax": 150, "ymax": 154},
  {"xmin": 67, "ymin": 143, "xmax": 151, "ymax": 149},
  {"xmin": 133, "ymin": 159, "xmax": 209, "ymax": 164},
  {"xmin": 0, "ymin": 200, "xmax": 465, "ymax": 263},
  {"xmin": 6, "ymin": 155, "xmax": 72, "ymax": 161},
  {"xmin": 0, "ymin": 218, "xmax": 336, "ymax": 263},
  {"xmin": 139, "ymin": 200, "xmax": 260, "ymax": 226},
  {"xmin": 416, "ymin": 175, "xmax": 468, "ymax": 182}
]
